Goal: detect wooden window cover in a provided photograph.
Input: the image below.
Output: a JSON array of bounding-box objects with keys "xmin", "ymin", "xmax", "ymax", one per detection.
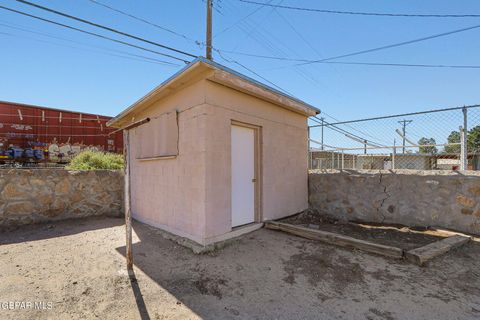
[{"xmin": 134, "ymin": 111, "xmax": 178, "ymax": 159}]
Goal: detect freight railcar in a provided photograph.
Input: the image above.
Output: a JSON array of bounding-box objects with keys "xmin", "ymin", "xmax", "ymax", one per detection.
[{"xmin": 0, "ymin": 101, "xmax": 123, "ymax": 167}]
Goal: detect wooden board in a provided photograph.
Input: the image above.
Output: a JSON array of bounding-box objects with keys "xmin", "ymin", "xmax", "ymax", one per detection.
[
  {"xmin": 124, "ymin": 130, "xmax": 133, "ymax": 271},
  {"xmin": 405, "ymin": 235, "xmax": 470, "ymax": 266},
  {"xmin": 265, "ymin": 221, "xmax": 404, "ymax": 259}
]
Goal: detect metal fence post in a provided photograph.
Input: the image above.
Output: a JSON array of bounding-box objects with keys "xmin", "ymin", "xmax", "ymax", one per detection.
[
  {"xmin": 320, "ymin": 117, "xmax": 325, "ymax": 150},
  {"xmin": 462, "ymin": 107, "xmax": 468, "ymax": 170},
  {"xmin": 307, "ymin": 126, "xmax": 312, "ymax": 170},
  {"xmin": 392, "ymin": 140, "xmax": 396, "ymax": 170},
  {"xmin": 341, "ymin": 150, "xmax": 344, "ymax": 170},
  {"xmin": 460, "ymin": 126, "xmax": 466, "ymax": 170}
]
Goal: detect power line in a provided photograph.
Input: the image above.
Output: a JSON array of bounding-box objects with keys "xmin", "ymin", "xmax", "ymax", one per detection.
[
  {"xmin": 221, "ymin": 1, "xmax": 353, "ymax": 139},
  {"xmin": 273, "ymin": 8, "xmax": 325, "ymax": 60},
  {"xmin": 237, "ymin": 0, "xmax": 480, "ymax": 18},
  {"xmin": 86, "ymin": 0, "xmax": 197, "ymax": 42},
  {"xmin": 295, "ymin": 23, "xmax": 480, "ymax": 66},
  {"xmin": 0, "ymin": 21, "xmax": 181, "ymax": 66},
  {"xmin": 220, "ymin": 0, "xmax": 325, "ymax": 91},
  {"xmin": 214, "ymin": 1, "xmax": 302, "ymax": 94},
  {"xmin": 216, "ymin": 49, "xmax": 480, "ymax": 69},
  {"xmin": 214, "ymin": 22, "xmax": 480, "ymax": 68},
  {"xmin": 310, "ymin": 116, "xmax": 387, "ymax": 147},
  {"xmin": 305, "ymin": 61, "xmax": 480, "ymax": 69},
  {"xmin": 214, "ymin": 0, "xmax": 274, "ymax": 38},
  {"xmin": 0, "ymin": 30, "xmax": 180, "ymax": 66},
  {"xmin": 0, "ymin": 5, "xmax": 190, "ymax": 63},
  {"xmin": 215, "ymin": 49, "xmax": 292, "ymax": 95},
  {"xmin": 14, "ymin": 0, "xmax": 197, "ymax": 59},
  {"xmin": 309, "ymin": 104, "xmax": 480, "ymax": 127}
]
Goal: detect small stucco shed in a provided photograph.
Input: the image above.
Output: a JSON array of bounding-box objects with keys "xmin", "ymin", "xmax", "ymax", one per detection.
[{"xmin": 108, "ymin": 57, "xmax": 319, "ymax": 247}]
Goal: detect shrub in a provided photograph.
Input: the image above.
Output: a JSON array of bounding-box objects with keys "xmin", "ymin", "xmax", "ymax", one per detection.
[{"xmin": 66, "ymin": 150, "xmax": 124, "ymax": 170}]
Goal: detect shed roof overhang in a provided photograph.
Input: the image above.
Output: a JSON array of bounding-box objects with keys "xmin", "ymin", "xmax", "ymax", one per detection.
[{"xmin": 107, "ymin": 57, "xmax": 320, "ymax": 128}]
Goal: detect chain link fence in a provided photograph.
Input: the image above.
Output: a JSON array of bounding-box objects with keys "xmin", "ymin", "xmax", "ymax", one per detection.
[{"xmin": 308, "ymin": 105, "xmax": 480, "ymax": 171}]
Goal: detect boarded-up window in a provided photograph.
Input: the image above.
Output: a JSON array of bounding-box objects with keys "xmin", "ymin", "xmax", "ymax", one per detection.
[{"xmin": 134, "ymin": 111, "xmax": 178, "ymax": 159}]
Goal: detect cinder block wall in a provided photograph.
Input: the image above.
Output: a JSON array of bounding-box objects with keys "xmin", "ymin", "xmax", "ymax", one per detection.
[
  {"xmin": 309, "ymin": 169, "xmax": 480, "ymax": 235},
  {"xmin": 0, "ymin": 169, "xmax": 124, "ymax": 227}
]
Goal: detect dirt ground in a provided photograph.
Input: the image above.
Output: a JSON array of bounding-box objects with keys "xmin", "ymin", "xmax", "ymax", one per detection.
[
  {"xmin": 282, "ymin": 212, "xmax": 456, "ymax": 250},
  {"xmin": 1, "ymin": 217, "xmax": 479, "ymax": 320}
]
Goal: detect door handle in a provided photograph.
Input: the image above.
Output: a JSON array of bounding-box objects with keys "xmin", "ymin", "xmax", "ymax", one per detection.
[{"xmin": 252, "ymin": 178, "xmax": 256, "ymax": 183}]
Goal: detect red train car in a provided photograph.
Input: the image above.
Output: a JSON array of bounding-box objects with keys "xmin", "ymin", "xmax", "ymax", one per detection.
[{"xmin": 0, "ymin": 100, "xmax": 123, "ymax": 165}]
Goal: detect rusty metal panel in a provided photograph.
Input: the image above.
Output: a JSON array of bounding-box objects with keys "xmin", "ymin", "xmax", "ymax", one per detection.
[{"xmin": 0, "ymin": 101, "xmax": 123, "ymax": 161}]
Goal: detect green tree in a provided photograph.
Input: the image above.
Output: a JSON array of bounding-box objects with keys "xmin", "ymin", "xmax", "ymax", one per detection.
[
  {"xmin": 467, "ymin": 125, "xmax": 480, "ymax": 152},
  {"xmin": 418, "ymin": 137, "xmax": 437, "ymax": 154},
  {"xmin": 444, "ymin": 131, "xmax": 461, "ymax": 154}
]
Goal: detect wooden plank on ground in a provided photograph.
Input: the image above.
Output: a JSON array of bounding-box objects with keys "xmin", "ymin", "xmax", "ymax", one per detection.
[
  {"xmin": 265, "ymin": 221, "xmax": 404, "ymax": 259},
  {"xmin": 405, "ymin": 235, "xmax": 470, "ymax": 266}
]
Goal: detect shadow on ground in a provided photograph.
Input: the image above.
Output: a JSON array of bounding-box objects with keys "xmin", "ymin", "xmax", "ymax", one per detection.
[
  {"xmin": 115, "ymin": 219, "xmax": 480, "ymax": 320},
  {"xmin": 1, "ymin": 217, "xmax": 479, "ymax": 319},
  {"xmin": 0, "ymin": 216, "xmax": 124, "ymax": 245}
]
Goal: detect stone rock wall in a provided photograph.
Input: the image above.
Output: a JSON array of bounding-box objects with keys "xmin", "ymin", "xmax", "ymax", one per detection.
[
  {"xmin": 309, "ymin": 169, "xmax": 480, "ymax": 235},
  {"xmin": 0, "ymin": 169, "xmax": 124, "ymax": 227}
]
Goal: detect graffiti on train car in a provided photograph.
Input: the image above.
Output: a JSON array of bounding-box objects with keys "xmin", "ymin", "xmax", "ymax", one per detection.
[
  {"xmin": 0, "ymin": 137, "xmax": 111, "ymax": 167},
  {"xmin": 0, "ymin": 100, "xmax": 124, "ymax": 167}
]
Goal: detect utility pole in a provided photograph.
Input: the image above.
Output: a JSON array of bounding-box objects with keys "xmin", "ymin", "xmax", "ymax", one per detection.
[
  {"xmin": 398, "ymin": 119, "xmax": 413, "ymax": 154},
  {"xmin": 206, "ymin": 0, "xmax": 213, "ymax": 60}
]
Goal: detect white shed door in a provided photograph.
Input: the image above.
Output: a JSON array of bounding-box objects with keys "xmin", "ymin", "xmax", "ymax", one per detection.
[{"xmin": 231, "ymin": 125, "xmax": 255, "ymax": 227}]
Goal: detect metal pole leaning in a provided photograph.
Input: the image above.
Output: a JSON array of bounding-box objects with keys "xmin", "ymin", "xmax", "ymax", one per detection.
[{"xmin": 124, "ymin": 130, "xmax": 133, "ymax": 271}]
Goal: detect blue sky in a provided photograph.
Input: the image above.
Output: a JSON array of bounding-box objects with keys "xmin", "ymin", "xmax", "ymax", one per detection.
[{"xmin": 1, "ymin": 0, "xmax": 479, "ymax": 126}]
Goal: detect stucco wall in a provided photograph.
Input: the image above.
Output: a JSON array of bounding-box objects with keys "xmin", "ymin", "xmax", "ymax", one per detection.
[
  {"xmin": 0, "ymin": 169, "xmax": 123, "ymax": 227},
  {"xmin": 309, "ymin": 169, "xmax": 480, "ymax": 235},
  {"xmin": 127, "ymin": 80, "xmax": 208, "ymax": 244},
  {"xmin": 124, "ymin": 77, "xmax": 309, "ymax": 245},
  {"xmin": 203, "ymin": 80, "xmax": 309, "ymax": 241}
]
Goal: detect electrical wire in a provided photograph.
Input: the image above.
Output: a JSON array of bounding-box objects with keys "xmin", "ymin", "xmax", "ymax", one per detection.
[
  {"xmin": 220, "ymin": 0, "xmax": 325, "ymax": 91},
  {"xmin": 214, "ymin": 21, "xmax": 480, "ymax": 69},
  {"xmin": 215, "ymin": 49, "xmax": 292, "ymax": 95},
  {"xmin": 295, "ymin": 23, "xmax": 480, "ymax": 66},
  {"xmin": 303, "ymin": 61, "xmax": 480, "ymax": 69},
  {"xmin": 0, "ymin": 21, "xmax": 181, "ymax": 66},
  {"xmin": 0, "ymin": 5, "xmax": 190, "ymax": 63},
  {"xmin": 222, "ymin": 1, "xmax": 381, "ymax": 141},
  {"xmin": 310, "ymin": 116, "xmax": 387, "ymax": 147},
  {"xmin": 214, "ymin": 0, "xmax": 274, "ymax": 38},
  {"xmin": 273, "ymin": 8, "xmax": 326, "ymax": 60},
  {"xmin": 86, "ymin": 0, "xmax": 197, "ymax": 42},
  {"xmin": 14, "ymin": 0, "xmax": 197, "ymax": 59},
  {"xmin": 237, "ymin": 0, "xmax": 480, "ymax": 18},
  {"xmin": 214, "ymin": 50, "xmax": 480, "ymax": 69},
  {"xmin": 220, "ymin": 1, "xmax": 360, "ymax": 139}
]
